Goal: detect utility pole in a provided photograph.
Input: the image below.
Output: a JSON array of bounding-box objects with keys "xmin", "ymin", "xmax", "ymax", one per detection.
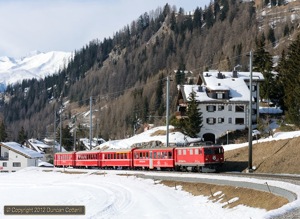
[
  {"xmin": 60, "ymin": 111, "xmax": 62, "ymax": 152},
  {"xmin": 248, "ymin": 50, "xmax": 253, "ymax": 172},
  {"xmin": 166, "ymin": 75, "xmax": 170, "ymax": 147},
  {"xmin": 89, "ymin": 96, "xmax": 93, "ymax": 150},
  {"xmin": 53, "ymin": 110, "xmax": 56, "ymax": 158},
  {"xmin": 73, "ymin": 116, "xmax": 76, "ymax": 151}
]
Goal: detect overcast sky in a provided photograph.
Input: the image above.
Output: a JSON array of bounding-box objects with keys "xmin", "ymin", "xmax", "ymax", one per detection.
[{"xmin": 0, "ymin": 0, "xmax": 210, "ymax": 58}]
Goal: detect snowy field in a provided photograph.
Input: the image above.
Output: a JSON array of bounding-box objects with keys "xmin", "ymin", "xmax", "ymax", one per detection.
[{"xmin": 1, "ymin": 167, "xmax": 300, "ymax": 219}]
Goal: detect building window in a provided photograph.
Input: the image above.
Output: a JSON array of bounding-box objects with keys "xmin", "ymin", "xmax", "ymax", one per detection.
[
  {"xmin": 235, "ymin": 105, "xmax": 244, "ymax": 112},
  {"xmin": 218, "ymin": 105, "xmax": 224, "ymax": 111},
  {"xmin": 12, "ymin": 162, "xmax": 21, "ymax": 167},
  {"xmin": 218, "ymin": 117, "xmax": 224, "ymax": 123},
  {"xmin": 207, "ymin": 118, "xmax": 216, "ymax": 124},
  {"xmin": 228, "ymin": 117, "xmax": 232, "ymax": 124},
  {"xmin": 206, "ymin": 105, "xmax": 216, "ymax": 112},
  {"xmin": 217, "ymin": 93, "xmax": 223, "ymax": 99},
  {"xmin": 235, "ymin": 118, "xmax": 244, "ymax": 125},
  {"xmin": 228, "ymin": 105, "xmax": 232, "ymax": 111},
  {"xmin": 3, "ymin": 162, "xmax": 7, "ymax": 167}
]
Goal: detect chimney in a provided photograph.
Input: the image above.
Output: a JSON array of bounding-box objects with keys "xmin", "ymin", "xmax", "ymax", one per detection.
[
  {"xmin": 232, "ymin": 70, "xmax": 238, "ymax": 78},
  {"xmin": 217, "ymin": 71, "xmax": 223, "ymax": 79}
]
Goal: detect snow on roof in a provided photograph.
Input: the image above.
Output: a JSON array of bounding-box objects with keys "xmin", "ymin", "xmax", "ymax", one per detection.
[
  {"xmin": 259, "ymin": 106, "xmax": 283, "ymax": 114},
  {"xmin": 1, "ymin": 142, "xmax": 43, "ymax": 159},
  {"xmin": 182, "ymin": 71, "xmax": 264, "ymax": 103},
  {"xmin": 28, "ymin": 139, "xmax": 52, "ymax": 149}
]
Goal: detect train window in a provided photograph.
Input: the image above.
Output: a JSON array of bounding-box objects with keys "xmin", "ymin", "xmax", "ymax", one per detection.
[
  {"xmin": 108, "ymin": 154, "xmax": 110, "ymax": 159},
  {"xmin": 149, "ymin": 151, "xmax": 152, "ymax": 159},
  {"xmin": 145, "ymin": 152, "xmax": 148, "ymax": 158},
  {"xmin": 178, "ymin": 150, "xmax": 181, "ymax": 155},
  {"xmin": 190, "ymin": 149, "xmax": 193, "ymax": 155},
  {"xmin": 195, "ymin": 149, "xmax": 199, "ymax": 155},
  {"xmin": 204, "ymin": 148, "xmax": 213, "ymax": 155},
  {"xmin": 168, "ymin": 152, "xmax": 172, "ymax": 159},
  {"xmin": 183, "ymin": 149, "xmax": 186, "ymax": 155},
  {"xmin": 124, "ymin": 154, "xmax": 127, "ymax": 159},
  {"xmin": 157, "ymin": 152, "xmax": 161, "ymax": 159},
  {"xmin": 154, "ymin": 152, "xmax": 157, "ymax": 159}
]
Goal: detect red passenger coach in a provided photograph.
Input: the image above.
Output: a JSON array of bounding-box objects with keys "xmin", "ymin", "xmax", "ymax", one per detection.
[
  {"xmin": 133, "ymin": 148, "xmax": 175, "ymax": 170},
  {"xmin": 54, "ymin": 152, "xmax": 76, "ymax": 167},
  {"xmin": 101, "ymin": 149, "xmax": 134, "ymax": 169},
  {"xmin": 174, "ymin": 145, "xmax": 224, "ymax": 172},
  {"xmin": 75, "ymin": 150, "xmax": 101, "ymax": 168}
]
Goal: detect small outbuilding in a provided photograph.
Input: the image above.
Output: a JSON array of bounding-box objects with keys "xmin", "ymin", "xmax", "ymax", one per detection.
[{"xmin": 0, "ymin": 142, "xmax": 44, "ymax": 172}]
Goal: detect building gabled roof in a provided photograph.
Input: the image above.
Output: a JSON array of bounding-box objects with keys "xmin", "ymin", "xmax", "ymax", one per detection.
[
  {"xmin": 0, "ymin": 142, "xmax": 43, "ymax": 159},
  {"xmin": 180, "ymin": 70, "xmax": 264, "ymax": 103}
]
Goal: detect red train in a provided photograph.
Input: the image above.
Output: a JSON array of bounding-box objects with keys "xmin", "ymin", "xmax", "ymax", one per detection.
[{"xmin": 54, "ymin": 144, "xmax": 224, "ymax": 173}]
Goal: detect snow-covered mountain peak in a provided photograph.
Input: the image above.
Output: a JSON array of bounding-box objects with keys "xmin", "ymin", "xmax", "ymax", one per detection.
[{"xmin": 0, "ymin": 51, "xmax": 73, "ymax": 91}]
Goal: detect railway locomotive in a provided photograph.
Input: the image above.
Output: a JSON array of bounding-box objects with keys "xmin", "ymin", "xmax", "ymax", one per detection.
[{"xmin": 54, "ymin": 144, "xmax": 224, "ymax": 173}]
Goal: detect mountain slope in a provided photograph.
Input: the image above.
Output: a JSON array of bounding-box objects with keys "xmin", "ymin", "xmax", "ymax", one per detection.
[
  {"xmin": 2, "ymin": 1, "xmax": 300, "ymax": 141},
  {"xmin": 0, "ymin": 51, "xmax": 72, "ymax": 91}
]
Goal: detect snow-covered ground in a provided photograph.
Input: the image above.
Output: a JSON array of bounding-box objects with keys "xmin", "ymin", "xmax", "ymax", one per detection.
[
  {"xmin": 1, "ymin": 167, "xmax": 299, "ymax": 219},
  {"xmin": 2, "ymin": 111, "xmax": 300, "ymax": 218}
]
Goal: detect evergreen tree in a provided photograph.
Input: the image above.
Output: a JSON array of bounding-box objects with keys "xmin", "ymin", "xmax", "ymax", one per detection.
[
  {"xmin": 253, "ymin": 36, "xmax": 274, "ymax": 100},
  {"xmin": 181, "ymin": 91, "xmax": 203, "ymax": 137},
  {"xmin": 268, "ymin": 27, "xmax": 276, "ymax": 47},
  {"xmin": 193, "ymin": 7, "xmax": 202, "ymax": 29},
  {"xmin": 18, "ymin": 126, "xmax": 27, "ymax": 144},
  {"xmin": 156, "ymin": 74, "xmax": 165, "ymax": 116},
  {"xmin": 61, "ymin": 125, "xmax": 73, "ymax": 151},
  {"xmin": 175, "ymin": 63, "xmax": 186, "ymax": 85},
  {"xmin": 0, "ymin": 121, "xmax": 8, "ymax": 142},
  {"xmin": 277, "ymin": 35, "xmax": 300, "ymax": 126},
  {"xmin": 204, "ymin": 5, "xmax": 214, "ymax": 29}
]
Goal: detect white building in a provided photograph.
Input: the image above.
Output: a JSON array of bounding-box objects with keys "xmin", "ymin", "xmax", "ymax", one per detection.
[
  {"xmin": 0, "ymin": 142, "xmax": 43, "ymax": 172},
  {"xmin": 176, "ymin": 70, "xmax": 264, "ymax": 143}
]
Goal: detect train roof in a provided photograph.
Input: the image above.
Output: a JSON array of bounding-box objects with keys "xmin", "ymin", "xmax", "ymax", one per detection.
[
  {"xmin": 175, "ymin": 145, "xmax": 223, "ymax": 149},
  {"xmin": 75, "ymin": 150, "xmax": 101, "ymax": 154},
  {"xmin": 133, "ymin": 147, "xmax": 175, "ymax": 151},
  {"xmin": 55, "ymin": 151, "xmax": 76, "ymax": 154}
]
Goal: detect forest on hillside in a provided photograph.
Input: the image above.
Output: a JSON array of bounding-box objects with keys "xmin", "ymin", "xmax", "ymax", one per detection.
[{"xmin": 0, "ymin": 0, "xmax": 300, "ymax": 144}]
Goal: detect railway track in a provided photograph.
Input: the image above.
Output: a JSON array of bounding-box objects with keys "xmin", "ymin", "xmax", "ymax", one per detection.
[{"xmin": 221, "ymin": 172, "xmax": 300, "ymax": 184}]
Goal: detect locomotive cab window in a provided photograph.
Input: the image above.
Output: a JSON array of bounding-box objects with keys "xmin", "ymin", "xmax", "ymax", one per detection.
[{"xmin": 204, "ymin": 148, "xmax": 213, "ymax": 155}]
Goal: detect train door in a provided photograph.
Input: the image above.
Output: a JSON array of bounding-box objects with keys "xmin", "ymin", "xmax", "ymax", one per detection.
[{"xmin": 149, "ymin": 151, "xmax": 153, "ymax": 169}]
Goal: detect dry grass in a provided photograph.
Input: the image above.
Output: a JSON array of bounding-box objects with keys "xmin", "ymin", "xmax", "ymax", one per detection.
[
  {"xmin": 223, "ymin": 136, "xmax": 300, "ymax": 174},
  {"xmin": 160, "ymin": 181, "xmax": 288, "ymax": 211}
]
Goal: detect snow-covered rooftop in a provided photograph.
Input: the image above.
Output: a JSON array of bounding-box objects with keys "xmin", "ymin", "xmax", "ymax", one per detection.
[
  {"xmin": 1, "ymin": 142, "xmax": 43, "ymax": 159},
  {"xmin": 182, "ymin": 71, "xmax": 264, "ymax": 103}
]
